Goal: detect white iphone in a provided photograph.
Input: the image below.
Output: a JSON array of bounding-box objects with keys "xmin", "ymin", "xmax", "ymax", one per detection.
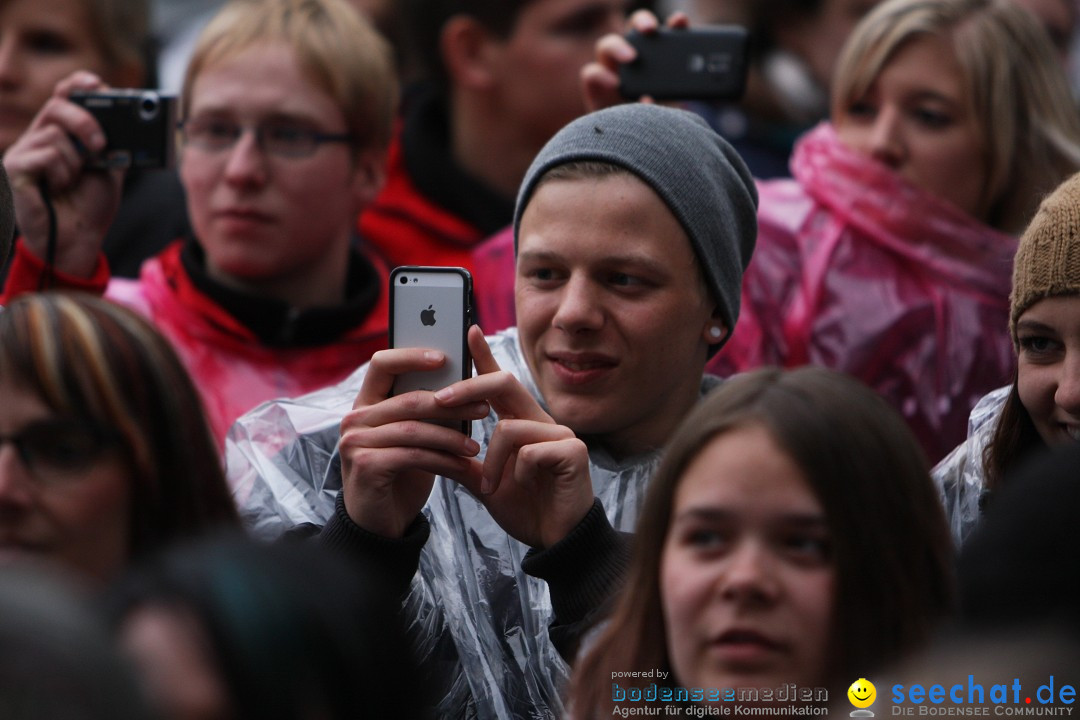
[{"xmin": 389, "ymin": 266, "xmax": 473, "ymax": 433}]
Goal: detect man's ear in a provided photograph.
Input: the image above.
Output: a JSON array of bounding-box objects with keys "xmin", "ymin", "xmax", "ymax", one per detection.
[
  {"xmin": 440, "ymin": 15, "xmax": 500, "ymax": 91},
  {"xmin": 349, "ymin": 147, "xmax": 388, "ymax": 210}
]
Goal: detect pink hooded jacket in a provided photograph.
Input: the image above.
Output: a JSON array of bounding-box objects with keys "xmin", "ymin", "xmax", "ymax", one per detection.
[
  {"xmin": 709, "ymin": 123, "xmax": 1017, "ymax": 463},
  {"xmin": 2, "ymin": 240, "xmax": 390, "ymax": 444}
]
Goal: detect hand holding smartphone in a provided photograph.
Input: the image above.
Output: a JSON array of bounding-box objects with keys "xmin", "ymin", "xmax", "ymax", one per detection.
[{"xmin": 389, "ymin": 266, "xmax": 473, "ymax": 434}]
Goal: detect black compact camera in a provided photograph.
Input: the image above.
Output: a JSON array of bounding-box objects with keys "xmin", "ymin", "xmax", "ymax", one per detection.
[
  {"xmin": 619, "ymin": 26, "xmax": 749, "ymax": 101},
  {"xmin": 69, "ymin": 90, "xmax": 177, "ymax": 169}
]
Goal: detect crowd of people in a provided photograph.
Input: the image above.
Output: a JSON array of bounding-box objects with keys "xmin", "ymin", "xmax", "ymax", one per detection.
[{"xmin": 1, "ymin": 0, "xmax": 1078, "ymax": 718}]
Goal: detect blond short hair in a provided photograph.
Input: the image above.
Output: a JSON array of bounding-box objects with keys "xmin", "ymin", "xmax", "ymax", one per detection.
[{"xmin": 181, "ymin": 0, "xmax": 398, "ymax": 152}]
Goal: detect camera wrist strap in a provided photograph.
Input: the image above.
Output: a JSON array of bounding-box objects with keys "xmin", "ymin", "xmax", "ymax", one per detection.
[{"xmin": 35, "ymin": 177, "xmax": 58, "ymax": 292}]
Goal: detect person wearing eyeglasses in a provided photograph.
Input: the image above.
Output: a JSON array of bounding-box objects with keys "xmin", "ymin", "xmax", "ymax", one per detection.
[
  {"xmin": 0, "ymin": 292, "xmax": 239, "ymax": 585},
  {"xmin": 0, "ymin": 0, "xmax": 397, "ymax": 443}
]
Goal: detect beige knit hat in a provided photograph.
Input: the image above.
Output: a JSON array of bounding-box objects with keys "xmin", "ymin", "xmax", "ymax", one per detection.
[{"xmin": 1010, "ymin": 171, "xmax": 1080, "ymax": 345}]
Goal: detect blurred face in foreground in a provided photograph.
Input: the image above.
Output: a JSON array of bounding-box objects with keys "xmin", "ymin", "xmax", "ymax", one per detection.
[
  {"xmin": 122, "ymin": 606, "xmax": 234, "ymax": 720},
  {"xmin": 0, "ymin": 379, "xmax": 131, "ymax": 583}
]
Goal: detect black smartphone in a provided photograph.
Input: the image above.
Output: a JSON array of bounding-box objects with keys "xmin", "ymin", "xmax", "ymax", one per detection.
[
  {"xmin": 618, "ymin": 26, "xmax": 749, "ymax": 101},
  {"xmin": 389, "ymin": 266, "xmax": 473, "ymax": 434},
  {"xmin": 69, "ymin": 90, "xmax": 178, "ymax": 169}
]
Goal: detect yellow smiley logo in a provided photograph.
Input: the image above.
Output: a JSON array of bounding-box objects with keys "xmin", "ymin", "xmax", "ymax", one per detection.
[{"xmin": 848, "ymin": 679, "xmax": 877, "ymax": 709}]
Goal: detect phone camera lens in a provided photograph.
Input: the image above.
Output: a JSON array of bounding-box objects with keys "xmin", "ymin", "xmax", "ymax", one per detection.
[{"xmin": 400, "ymin": 276, "xmax": 408, "ymax": 284}]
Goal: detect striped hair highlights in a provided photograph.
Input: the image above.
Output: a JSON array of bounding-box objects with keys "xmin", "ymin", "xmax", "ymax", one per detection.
[{"xmin": 0, "ymin": 292, "xmax": 239, "ymax": 560}]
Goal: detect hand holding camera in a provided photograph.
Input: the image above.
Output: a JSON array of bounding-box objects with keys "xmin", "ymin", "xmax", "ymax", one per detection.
[
  {"xmin": 3, "ymin": 71, "xmax": 163, "ymax": 278},
  {"xmin": 69, "ymin": 89, "xmax": 176, "ymax": 170}
]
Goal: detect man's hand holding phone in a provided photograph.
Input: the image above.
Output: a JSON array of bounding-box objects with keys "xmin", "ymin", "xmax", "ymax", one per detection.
[
  {"xmin": 340, "ymin": 325, "xmax": 596, "ymax": 550},
  {"xmin": 581, "ymin": 9, "xmax": 689, "ymax": 111},
  {"xmin": 581, "ymin": 10, "xmax": 748, "ymax": 111},
  {"xmin": 433, "ymin": 326, "xmax": 595, "ymax": 550},
  {"xmin": 338, "ymin": 345, "xmax": 490, "ymax": 539}
]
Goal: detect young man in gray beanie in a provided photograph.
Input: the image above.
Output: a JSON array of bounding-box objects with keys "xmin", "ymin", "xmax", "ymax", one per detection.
[{"xmin": 227, "ymin": 103, "xmax": 757, "ymax": 718}]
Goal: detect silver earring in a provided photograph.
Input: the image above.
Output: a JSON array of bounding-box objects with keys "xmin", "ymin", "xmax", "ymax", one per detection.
[{"xmin": 708, "ymin": 326, "xmax": 723, "ymax": 339}]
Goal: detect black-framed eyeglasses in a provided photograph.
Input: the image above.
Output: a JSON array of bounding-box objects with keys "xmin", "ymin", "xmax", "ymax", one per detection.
[
  {"xmin": 178, "ymin": 117, "xmax": 357, "ymax": 159},
  {"xmin": 0, "ymin": 419, "xmax": 120, "ymax": 481}
]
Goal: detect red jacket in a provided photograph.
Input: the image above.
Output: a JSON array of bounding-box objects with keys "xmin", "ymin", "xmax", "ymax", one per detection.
[
  {"xmin": 359, "ymin": 130, "xmax": 487, "ymax": 274},
  {"xmin": 2, "ymin": 240, "xmax": 389, "ymax": 443},
  {"xmin": 470, "ymin": 225, "xmax": 516, "ymax": 332}
]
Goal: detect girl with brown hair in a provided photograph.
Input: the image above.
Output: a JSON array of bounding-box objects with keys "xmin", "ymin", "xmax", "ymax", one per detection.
[{"xmin": 569, "ymin": 367, "xmax": 954, "ymax": 717}]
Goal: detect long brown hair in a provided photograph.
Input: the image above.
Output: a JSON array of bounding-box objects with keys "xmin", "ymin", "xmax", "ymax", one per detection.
[
  {"xmin": 569, "ymin": 367, "xmax": 955, "ymax": 717},
  {"xmin": 982, "ymin": 380, "xmax": 1045, "ymax": 492},
  {"xmin": 0, "ymin": 292, "xmax": 239, "ymax": 562}
]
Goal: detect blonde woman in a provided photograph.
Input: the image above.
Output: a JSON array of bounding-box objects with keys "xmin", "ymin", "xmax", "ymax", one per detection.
[{"xmin": 710, "ymin": 0, "xmax": 1080, "ymax": 465}]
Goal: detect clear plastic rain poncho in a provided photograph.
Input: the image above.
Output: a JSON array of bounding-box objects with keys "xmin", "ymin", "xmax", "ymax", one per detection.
[
  {"xmin": 708, "ymin": 123, "xmax": 1018, "ymax": 465},
  {"xmin": 931, "ymin": 384, "xmax": 1009, "ymax": 547},
  {"xmin": 226, "ymin": 328, "xmax": 715, "ymax": 718}
]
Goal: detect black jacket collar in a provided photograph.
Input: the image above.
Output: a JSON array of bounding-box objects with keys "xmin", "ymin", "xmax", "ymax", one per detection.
[{"xmin": 179, "ymin": 238, "xmax": 381, "ymax": 348}]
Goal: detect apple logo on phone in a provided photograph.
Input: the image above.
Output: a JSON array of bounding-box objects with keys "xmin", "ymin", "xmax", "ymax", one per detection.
[{"xmin": 420, "ymin": 304, "xmax": 436, "ymax": 326}]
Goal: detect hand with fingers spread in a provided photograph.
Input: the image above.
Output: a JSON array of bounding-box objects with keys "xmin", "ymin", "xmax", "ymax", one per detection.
[
  {"xmin": 4, "ymin": 71, "xmax": 125, "ymax": 278},
  {"xmin": 337, "ymin": 346, "xmax": 490, "ymax": 539},
  {"xmin": 433, "ymin": 326, "xmax": 595, "ymax": 549},
  {"xmin": 581, "ymin": 9, "xmax": 690, "ymax": 112}
]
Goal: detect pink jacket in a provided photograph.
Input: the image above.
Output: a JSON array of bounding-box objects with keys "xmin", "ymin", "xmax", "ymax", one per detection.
[
  {"xmin": 471, "ymin": 225, "xmax": 516, "ymax": 333},
  {"xmin": 3, "ymin": 241, "xmax": 390, "ymax": 444},
  {"xmin": 709, "ymin": 123, "xmax": 1017, "ymax": 463}
]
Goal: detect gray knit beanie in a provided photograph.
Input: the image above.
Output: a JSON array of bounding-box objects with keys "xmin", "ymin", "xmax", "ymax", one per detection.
[{"xmin": 513, "ymin": 104, "xmax": 758, "ymax": 352}]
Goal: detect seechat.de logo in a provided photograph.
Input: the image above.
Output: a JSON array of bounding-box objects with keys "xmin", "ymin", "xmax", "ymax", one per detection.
[{"xmin": 891, "ymin": 676, "xmax": 1076, "ymax": 717}]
